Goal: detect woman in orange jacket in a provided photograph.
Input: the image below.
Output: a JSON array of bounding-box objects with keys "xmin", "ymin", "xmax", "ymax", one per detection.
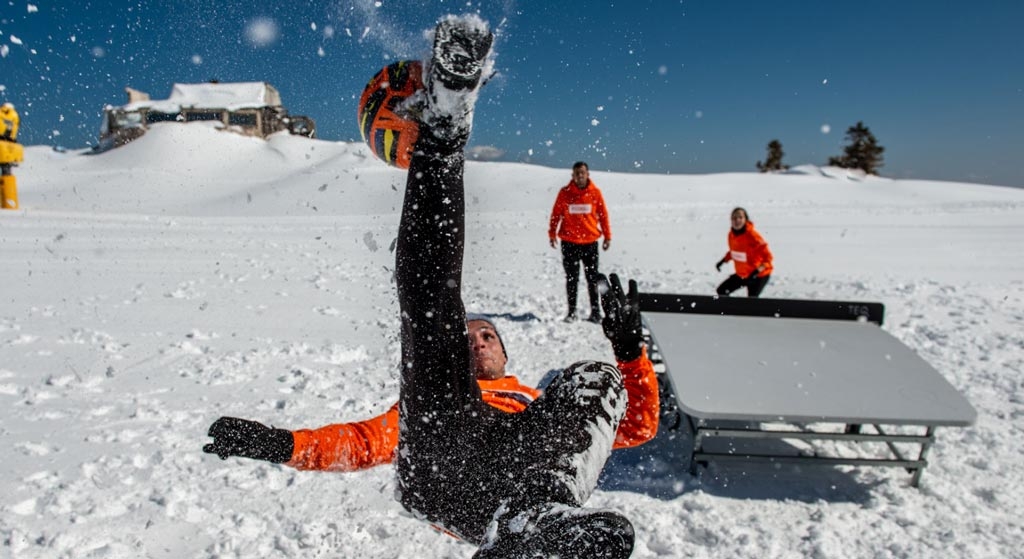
[{"xmin": 715, "ymin": 207, "xmax": 774, "ymax": 298}]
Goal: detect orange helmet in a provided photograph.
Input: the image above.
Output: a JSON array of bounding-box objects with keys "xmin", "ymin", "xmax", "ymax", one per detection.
[{"xmin": 357, "ymin": 60, "xmax": 423, "ymax": 169}]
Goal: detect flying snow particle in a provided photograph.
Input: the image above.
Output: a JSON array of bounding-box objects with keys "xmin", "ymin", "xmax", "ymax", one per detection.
[
  {"xmin": 191, "ymin": 54, "xmax": 203, "ymax": 65},
  {"xmin": 596, "ymin": 105, "xmax": 604, "ymax": 112},
  {"xmin": 91, "ymin": 46, "xmax": 106, "ymax": 58},
  {"xmin": 324, "ymin": 26, "xmax": 335, "ymax": 39},
  {"xmin": 0, "ymin": 45, "xmax": 8, "ymax": 58},
  {"xmin": 821, "ymin": 124, "xmax": 831, "ymax": 134},
  {"xmin": 363, "ymin": 232, "xmax": 379, "ymax": 252},
  {"xmin": 10, "ymin": 35, "xmax": 23, "ymax": 46},
  {"xmin": 70, "ymin": 35, "xmax": 76, "ymax": 43},
  {"xmin": 28, "ymin": 4, "xmax": 39, "ymax": 13},
  {"xmin": 695, "ymin": 110, "xmax": 703, "ymax": 119},
  {"xmin": 310, "ymin": 22, "xmax": 317, "ymax": 31},
  {"xmin": 245, "ymin": 17, "xmax": 280, "ymax": 48},
  {"xmin": 317, "ymin": 47, "xmax": 325, "ymax": 57},
  {"xmin": 590, "ymin": 119, "xmax": 600, "ymax": 126},
  {"xmin": 658, "ymin": 65, "xmax": 668, "ymax": 75},
  {"xmin": 822, "ymin": 79, "xmax": 828, "ymax": 85}
]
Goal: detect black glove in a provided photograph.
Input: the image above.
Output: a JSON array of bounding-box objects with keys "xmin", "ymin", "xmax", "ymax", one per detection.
[
  {"xmin": 747, "ymin": 269, "xmax": 761, "ymax": 281},
  {"xmin": 203, "ymin": 417, "xmax": 294, "ymax": 463},
  {"xmin": 598, "ymin": 273, "xmax": 644, "ymax": 362},
  {"xmin": 716, "ymin": 260, "xmax": 725, "ymax": 272}
]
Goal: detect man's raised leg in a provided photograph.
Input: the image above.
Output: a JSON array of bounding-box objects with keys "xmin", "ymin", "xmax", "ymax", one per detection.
[{"xmin": 394, "ymin": 14, "xmax": 498, "ymax": 540}]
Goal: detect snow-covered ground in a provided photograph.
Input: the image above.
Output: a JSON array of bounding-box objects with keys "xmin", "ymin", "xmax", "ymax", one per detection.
[{"xmin": 2, "ymin": 123, "xmax": 1023, "ymax": 558}]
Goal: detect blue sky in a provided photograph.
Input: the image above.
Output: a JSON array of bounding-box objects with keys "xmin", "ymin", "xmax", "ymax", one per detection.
[{"xmin": 2, "ymin": 1, "xmax": 1022, "ymax": 186}]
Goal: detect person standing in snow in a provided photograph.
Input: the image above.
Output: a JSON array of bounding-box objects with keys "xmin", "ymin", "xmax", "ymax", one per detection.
[
  {"xmin": 548, "ymin": 161, "xmax": 613, "ymax": 323},
  {"xmin": 715, "ymin": 207, "xmax": 774, "ymax": 297},
  {"xmin": 205, "ymin": 15, "xmax": 652, "ymax": 559},
  {"xmin": 1, "ymin": 102, "xmax": 22, "ymax": 210}
]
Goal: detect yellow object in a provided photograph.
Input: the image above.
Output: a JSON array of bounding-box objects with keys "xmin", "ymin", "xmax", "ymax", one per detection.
[
  {"xmin": 0, "ymin": 140, "xmax": 24, "ymax": 165},
  {"xmin": 0, "ymin": 103, "xmax": 19, "ymax": 141},
  {"xmin": 0, "ymin": 174, "xmax": 17, "ymax": 210}
]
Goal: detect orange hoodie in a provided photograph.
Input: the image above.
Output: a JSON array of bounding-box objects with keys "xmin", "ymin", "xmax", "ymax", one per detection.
[
  {"xmin": 721, "ymin": 221, "xmax": 774, "ymax": 278},
  {"xmin": 548, "ymin": 180, "xmax": 611, "ymax": 245},
  {"xmin": 287, "ymin": 350, "xmax": 658, "ymax": 472}
]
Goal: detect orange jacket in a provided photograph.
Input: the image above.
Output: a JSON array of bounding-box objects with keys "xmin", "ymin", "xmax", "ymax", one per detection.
[
  {"xmin": 548, "ymin": 180, "xmax": 611, "ymax": 245},
  {"xmin": 722, "ymin": 221, "xmax": 774, "ymax": 278},
  {"xmin": 287, "ymin": 350, "xmax": 658, "ymax": 472}
]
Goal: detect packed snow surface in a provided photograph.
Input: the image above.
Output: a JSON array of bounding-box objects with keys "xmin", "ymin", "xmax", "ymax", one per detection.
[{"xmin": 2, "ymin": 125, "xmax": 1023, "ymax": 558}]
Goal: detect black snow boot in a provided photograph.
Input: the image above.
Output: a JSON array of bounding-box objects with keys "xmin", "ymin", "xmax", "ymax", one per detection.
[
  {"xmin": 430, "ymin": 15, "xmax": 494, "ymax": 91},
  {"xmin": 474, "ymin": 504, "xmax": 635, "ymax": 559},
  {"xmin": 420, "ymin": 15, "xmax": 494, "ymax": 148}
]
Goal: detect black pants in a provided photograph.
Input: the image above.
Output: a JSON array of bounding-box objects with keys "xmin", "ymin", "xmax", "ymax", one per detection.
[
  {"xmin": 561, "ymin": 240, "xmax": 601, "ymax": 315},
  {"xmin": 395, "ymin": 142, "xmax": 626, "ymax": 544},
  {"xmin": 717, "ymin": 273, "xmax": 771, "ymax": 298}
]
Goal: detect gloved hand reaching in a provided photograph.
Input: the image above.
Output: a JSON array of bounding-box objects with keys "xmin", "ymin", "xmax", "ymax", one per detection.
[
  {"xmin": 203, "ymin": 416, "xmax": 294, "ymax": 463},
  {"xmin": 716, "ymin": 259, "xmax": 725, "ymax": 272},
  {"xmin": 598, "ymin": 273, "xmax": 644, "ymax": 362}
]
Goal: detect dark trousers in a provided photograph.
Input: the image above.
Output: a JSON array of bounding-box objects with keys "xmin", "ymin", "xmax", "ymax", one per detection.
[
  {"xmin": 560, "ymin": 240, "xmax": 601, "ymax": 315},
  {"xmin": 717, "ymin": 273, "xmax": 771, "ymax": 298},
  {"xmin": 395, "ymin": 143, "xmax": 625, "ymax": 544}
]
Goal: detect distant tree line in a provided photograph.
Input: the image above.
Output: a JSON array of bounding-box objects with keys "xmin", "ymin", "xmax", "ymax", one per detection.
[{"xmin": 756, "ymin": 121, "xmax": 885, "ymax": 175}]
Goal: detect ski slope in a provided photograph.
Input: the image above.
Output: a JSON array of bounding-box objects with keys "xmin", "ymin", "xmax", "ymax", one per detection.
[{"xmin": 1, "ymin": 124, "xmax": 1023, "ymax": 558}]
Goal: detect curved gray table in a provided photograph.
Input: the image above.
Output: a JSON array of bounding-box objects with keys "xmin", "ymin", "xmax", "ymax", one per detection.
[{"xmin": 640, "ymin": 293, "xmax": 976, "ymax": 486}]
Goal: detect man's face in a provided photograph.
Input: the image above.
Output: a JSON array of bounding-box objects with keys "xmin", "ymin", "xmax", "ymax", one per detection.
[
  {"xmin": 572, "ymin": 166, "xmax": 589, "ymax": 188},
  {"xmin": 467, "ymin": 320, "xmax": 507, "ymax": 380}
]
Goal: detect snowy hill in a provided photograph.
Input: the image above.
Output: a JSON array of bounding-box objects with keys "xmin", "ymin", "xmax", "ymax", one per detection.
[{"xmin": 2, "ymin": 127, "xmax": 1023, "ymax": 557}]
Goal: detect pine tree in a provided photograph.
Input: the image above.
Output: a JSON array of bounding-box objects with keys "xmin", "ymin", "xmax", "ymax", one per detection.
[
  {"xmin": 756, "ymin": 139, "xmax": 788, "ymax": 172},
  {"xmin": 827, "ymin": 121, "xmax": 885, "ymax": 174}
]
